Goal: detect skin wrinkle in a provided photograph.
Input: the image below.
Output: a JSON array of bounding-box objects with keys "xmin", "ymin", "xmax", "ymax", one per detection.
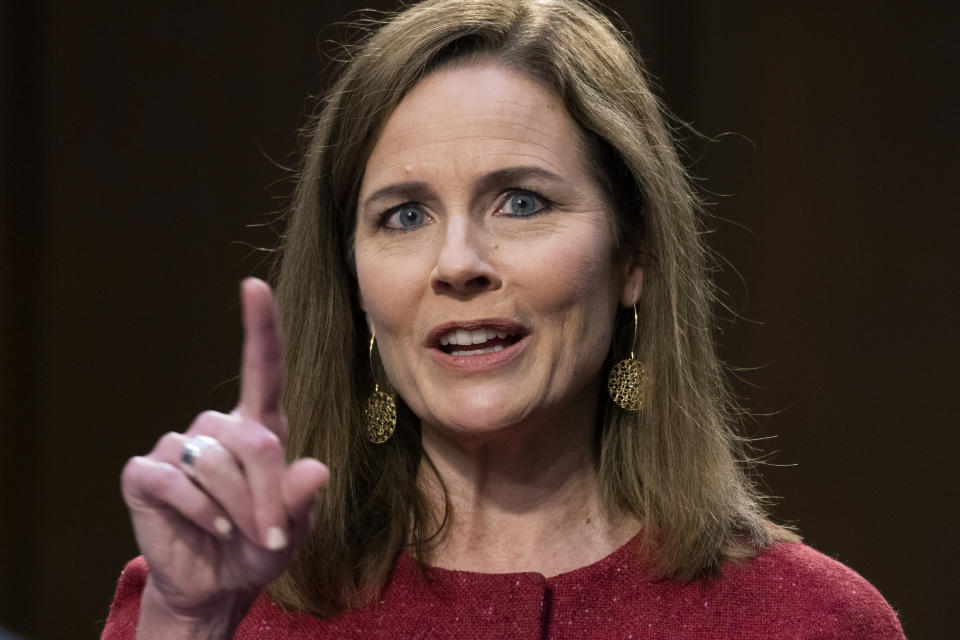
[
  {"xmin": 353, "ymin": 63, "xmax": 643, "ymax": 574},
  {"xmin": 383, "ymin": 122, "xmax": 564, "ymax": 150}
]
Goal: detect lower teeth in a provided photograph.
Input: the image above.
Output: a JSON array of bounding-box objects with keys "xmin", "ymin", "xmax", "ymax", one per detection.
[{"xmin": 450, "ymin": 344, "xmax": 505, "ymax": 357}]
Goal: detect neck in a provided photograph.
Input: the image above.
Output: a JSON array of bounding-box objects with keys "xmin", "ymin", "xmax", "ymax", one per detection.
[{"xmin": 415, "ymin": 382, "xmax": 640, "ymax": 576}]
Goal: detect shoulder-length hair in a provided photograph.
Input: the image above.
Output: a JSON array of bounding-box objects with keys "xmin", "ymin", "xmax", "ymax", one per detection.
[{"xmin": 270, "ymin": 0, "xmax": 797, "ymax": 616}]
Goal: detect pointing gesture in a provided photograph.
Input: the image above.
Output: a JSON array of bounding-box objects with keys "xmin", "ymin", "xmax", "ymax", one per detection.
[
  {"xmin": 236, "ymin": 279, "xmax": 286, "ymax": 434},
  {"xmin": 120, "ymin": 279, "xmax": 329, "ymax": 636}
]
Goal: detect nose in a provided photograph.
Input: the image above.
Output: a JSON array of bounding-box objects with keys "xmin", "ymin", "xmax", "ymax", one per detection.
[{"xmin": 429, "ymin": 218, "xmax": 501, "ymax": 296}]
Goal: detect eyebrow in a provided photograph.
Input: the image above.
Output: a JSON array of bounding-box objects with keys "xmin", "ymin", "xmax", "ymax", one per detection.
[
  {"xmin": 361, "ymin": 181, "xmax": 435, "ymax": 213},
  {"xmin": 360, "ymin": 166, "xmax": 566, "ymax": 212},
  {"xmin": 473, "ymin": 166, "xmax": 564, "ymax": 199}
]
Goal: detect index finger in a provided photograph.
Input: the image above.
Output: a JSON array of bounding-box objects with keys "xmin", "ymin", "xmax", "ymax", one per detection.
[{"xmin": 235, "ymin": 278, "xmax": 285, "ymax": 434}]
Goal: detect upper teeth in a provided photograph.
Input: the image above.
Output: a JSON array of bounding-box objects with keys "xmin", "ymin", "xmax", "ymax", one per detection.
[{"xmin": 440, "ymin": 328, "xmax": 508, "ymax": 346}]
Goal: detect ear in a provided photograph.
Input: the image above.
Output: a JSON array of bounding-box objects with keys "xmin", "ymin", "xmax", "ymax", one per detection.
[
  {"xmin": 619, "ymin": 261, "xmax": 644, "ymax": 308},
  {"xmin": 364, "ymin": 311, "xmax": 375, "ymax": 336},
  {"xmin": 356, "ymin": 290, "xmax": 375, "ymax": 334},
  {"xmin": 358, "ymin": 289, "xmax": 367, "ymax": 312}
]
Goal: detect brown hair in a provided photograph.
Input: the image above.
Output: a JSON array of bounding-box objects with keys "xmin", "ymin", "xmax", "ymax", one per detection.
[{"xmin": 271, "ymin": 0, "xmax": 798, "ymax": 616}]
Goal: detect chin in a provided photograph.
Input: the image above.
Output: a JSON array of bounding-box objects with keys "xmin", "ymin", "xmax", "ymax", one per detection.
[{"xmin": 419, "ymin": 390, "xmax": 536, "ymax": 438}]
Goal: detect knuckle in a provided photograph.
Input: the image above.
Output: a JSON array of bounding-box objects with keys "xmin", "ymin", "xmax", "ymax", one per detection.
[
  {"xmin": 247, "ymin": 431, "xmax": 282, "ymax": 460},
  {"xmin": 155, "ymin": 431, "xmax": 181, "ymax": 452},
  {"xmin": 120, "ymin": 456, "xmax": 145, "ymax": 487},
  {"xmin": 148, "ymin": 463, "xmax": 182, "ymax": 499},
  {"xmin": 191, "ymin": 409, "xmax": 226, "ymax": 431}
]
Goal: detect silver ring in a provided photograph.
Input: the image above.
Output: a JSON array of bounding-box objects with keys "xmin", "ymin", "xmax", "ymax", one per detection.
[{"xmin": 180, "ymin": 435, "xmax": 220, "ymax": 478}]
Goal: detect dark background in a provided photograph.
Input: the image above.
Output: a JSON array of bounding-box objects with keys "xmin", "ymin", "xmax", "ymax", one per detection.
[{"xmin": 1, "ymin": 1, "xmax": 956, "ymax": 638}]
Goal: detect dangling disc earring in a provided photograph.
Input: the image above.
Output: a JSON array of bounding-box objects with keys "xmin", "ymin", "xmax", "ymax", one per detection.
[
  {"xmin": 364, "ymin": 331, "xmax": 396, "ymax": 444},
  {"xmin": 607, "ymin": 304, "xmax": 647, "ymax": 411}
]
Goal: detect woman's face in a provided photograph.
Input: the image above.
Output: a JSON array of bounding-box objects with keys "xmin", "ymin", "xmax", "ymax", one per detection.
[{"xmin": 354, "ymin": 63, "xmax": 642, "ymax": 438}]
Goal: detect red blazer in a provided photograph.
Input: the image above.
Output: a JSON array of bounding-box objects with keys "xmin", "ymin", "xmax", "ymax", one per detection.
[{"xmin": 103, "ymin": 537, "xmax": 905, "ymax": 639}]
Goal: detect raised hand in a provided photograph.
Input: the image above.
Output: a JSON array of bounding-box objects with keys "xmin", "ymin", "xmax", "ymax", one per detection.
[{"xmin": 120, "ymin": 279, "xmax": 329, "ymax": 637}]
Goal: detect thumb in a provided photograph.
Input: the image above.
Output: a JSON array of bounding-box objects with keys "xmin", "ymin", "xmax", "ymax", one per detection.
[{"xmin": 282, "ymin": 458, "xmax": 329, "ymax": 543}]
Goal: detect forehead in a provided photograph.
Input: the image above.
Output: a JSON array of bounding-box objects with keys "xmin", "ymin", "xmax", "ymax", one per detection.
[{"xmin": 362, "ymin": 63, "xmax": 590, "ymax": 183}]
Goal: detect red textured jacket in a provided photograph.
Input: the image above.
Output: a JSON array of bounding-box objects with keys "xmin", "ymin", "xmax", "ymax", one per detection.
[{"xmin": 102, "ymin": 538, "xmax": 905, "ymax": 639}]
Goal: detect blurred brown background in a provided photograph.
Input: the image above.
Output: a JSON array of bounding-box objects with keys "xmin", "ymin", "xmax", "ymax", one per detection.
[{"xmin": 1, "ymin": 1, "xmax": 956, "ymax": 638}]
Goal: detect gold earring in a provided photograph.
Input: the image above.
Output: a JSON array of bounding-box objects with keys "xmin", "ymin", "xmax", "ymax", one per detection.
[
  {"xmin": 364, "ymin": 331, "xmax": 396, "ymax": 444},
  {"xmin": 607, "ymin": 304, "xmax": 647, "ymax": 411}
]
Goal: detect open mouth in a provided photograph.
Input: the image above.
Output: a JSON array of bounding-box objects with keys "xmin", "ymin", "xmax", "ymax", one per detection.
[{"xmin": 437, "ymin": 328, "xmax": 524, "ymax": 356}]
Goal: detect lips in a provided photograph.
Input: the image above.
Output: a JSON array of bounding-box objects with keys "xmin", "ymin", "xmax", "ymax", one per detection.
[
  {"xmin": 428, "ymin": 319, "xmax": 526, "ymax": 349},
  {"xmin": 426, "ymin": 319, "xmax": 528, "ymax": 368}
]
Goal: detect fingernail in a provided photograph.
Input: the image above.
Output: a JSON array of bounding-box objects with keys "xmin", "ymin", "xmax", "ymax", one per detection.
[
  {"xmin": 265, "ymin": 527, "xmax": 288, "ymax": 550},
  {"xmin": 214, "ymin": 517, "xmax": 233, "ymax": 537}
]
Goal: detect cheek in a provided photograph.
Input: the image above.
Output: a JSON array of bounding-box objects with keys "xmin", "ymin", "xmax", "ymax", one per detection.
[
  {"xmin": 355, "ymin": 247, "xmax": 424, "ymax": 339},
  {"xmin": 515, "ymin": 230, "xmax": 620, "ymax": 378},
  {"xmin": 516, "ymin": 230, "xmax": 617, "ymax": 319},
  {"xmin": 355, "ymin": 248, "xmax": 431, "ymax": 406}
]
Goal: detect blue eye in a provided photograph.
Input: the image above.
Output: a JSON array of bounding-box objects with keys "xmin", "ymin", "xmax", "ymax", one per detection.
[
  {"xmin": 384, "ymin": 204, "xmax": 427, "ymax": 230},
  {"xmin": 500, "ymin": 190, "xmax": 546, "ymax": 217}
]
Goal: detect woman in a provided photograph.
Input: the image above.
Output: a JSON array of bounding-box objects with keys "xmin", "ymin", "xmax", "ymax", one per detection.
[{"xmin": 104, "ymin": 0, "xmax": 906, "ymax": 637}]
